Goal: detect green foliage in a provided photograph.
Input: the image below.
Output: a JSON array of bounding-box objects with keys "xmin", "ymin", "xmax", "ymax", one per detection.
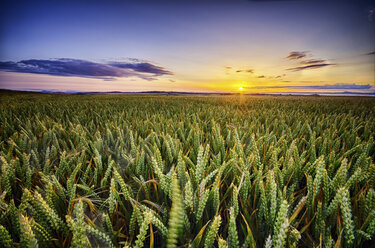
[
  {"xmin": 204, "ymin": 215, "xmax": 221, "ymax": 248},
  {"xmin": 19, "ymin": 214, "xmax": 38, "ymax": 248},
  {"xmin": 166, "ymin": 173, "xmax": 184, "ymax": 248},
  {"xmin": 0, "ymin": 92, "xmax": 374, "ymax": 247},
  {"xmin": 66, "ymin": 200, "xmax": 90, "ymax": 248}
]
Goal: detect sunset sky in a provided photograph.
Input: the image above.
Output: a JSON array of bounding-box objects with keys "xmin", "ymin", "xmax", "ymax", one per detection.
[{"xmin": 0, "ymin": 0, "xmax": 374, "ymax": 94}]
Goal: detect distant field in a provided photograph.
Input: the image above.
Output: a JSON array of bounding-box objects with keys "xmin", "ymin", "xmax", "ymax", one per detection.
[{"xmin": 0, "ymin": 92, "xmax": 374, "ymax": 247}]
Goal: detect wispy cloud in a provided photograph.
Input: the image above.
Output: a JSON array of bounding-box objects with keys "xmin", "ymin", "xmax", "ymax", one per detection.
[
  {"xmin": 108, "ymin": 62, "xmax": 172, "ymax": 76},
  {"xmin": 286, "ymin": 51, "xmax": 308, "ymax": 60},
  {"xmin": 0, "ymin": 58, "xmax": 172, "ymax": 80},
  {"xmin": 300, "ymin": 59, "xmax": 326, "ymax": 65},
  {"xmin": 236, "ymin": 69, "xmax": 254, "ymax": 73},
  {"xmin": 287, "ymin": 63, "xmax": 334, "ymax": 71},
  {"xmin": 366, "ymin": 51, "xmax": 375, "ymax": 55},
  {"xmin": 286, "ymin": 52, "xmax": 335, "ymax": 71},
  {"xmin": 267, "ymin": 74, "xmax": 285, "ymax": 79}
]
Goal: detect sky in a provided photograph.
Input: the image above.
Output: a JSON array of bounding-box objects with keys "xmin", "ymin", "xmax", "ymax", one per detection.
[{"xmin": 0, "ymin": 0, "xmax": 374, "ymax": 94}]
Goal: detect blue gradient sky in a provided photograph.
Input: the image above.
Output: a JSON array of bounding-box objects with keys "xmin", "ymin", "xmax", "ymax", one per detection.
[{"xmin": 0, "ymin": 0, "xmax": 374, "ymax": 93}]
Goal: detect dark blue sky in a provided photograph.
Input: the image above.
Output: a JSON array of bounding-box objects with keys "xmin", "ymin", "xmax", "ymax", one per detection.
[{"xmin": 0, "ymin": 0, "xmax": 374, "ymax": 93}]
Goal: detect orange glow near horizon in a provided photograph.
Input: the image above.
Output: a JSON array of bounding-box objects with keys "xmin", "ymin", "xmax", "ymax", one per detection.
[{"xmin": 0, "ymin": 70, "xmax": 373, "ymax": 94}]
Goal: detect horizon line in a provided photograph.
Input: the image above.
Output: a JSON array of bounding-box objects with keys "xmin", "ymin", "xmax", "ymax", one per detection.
[{"xmin": 1, "ymin": 88, "xmax": 374, "ymax": 97}]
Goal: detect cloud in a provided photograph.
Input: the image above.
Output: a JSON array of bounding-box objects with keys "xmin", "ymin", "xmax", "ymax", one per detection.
[
  {"xmin": 300, "ymin": 59, "xmax": 326, "ymax": 65},
  {"xmin": 286, "ymin": 51, "xmax": 308, "ymax": 60},
  {"xmin": 248, "ymin": 83, "xmax": 372, "ymax": 90},
  {"xmin": 270, "ymin": 74, "xmax": 285, "ymax": 79},
  {"xmin": 0, "ymin": 58, "xmax": 172, "ymax": 80},
  {"xmin": 257, "ymin": 75, "xmax": 265, "ymax": 78},
  {"xmin": 366, "ymin": 51, "xmax": 375, "ymax": 55},
  {"xmin": 286, "ymin": 53, "xmax": 334, "ymax": 71},
  {"xmin": 109, "ymin": 62, "xmax": 172, "ymax": 76},
  {"xmin": 301, "ymin": 84, "xmax": 372, "ymax": 90},
  {"xmin": 236, "ymin": 69, "xmax": 254, "ymax": 73},
  {"xmin": 287, "ymin": 63, "xmax": 334, "ymax": 71},
  {"xmin": 368, "ymin": 8, "xmax": 374, "ymax": 21}
]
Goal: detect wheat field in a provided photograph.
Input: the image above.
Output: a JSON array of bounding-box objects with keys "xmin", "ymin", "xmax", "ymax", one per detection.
[{"xmin": 0, "ymin": 92, "xmax": 374, "ymax": 247}]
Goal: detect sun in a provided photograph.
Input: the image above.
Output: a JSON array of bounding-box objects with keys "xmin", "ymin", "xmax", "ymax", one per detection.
[{"xmin": 239, "ymin": 86, "xmax": 243, "ymax": 91}]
